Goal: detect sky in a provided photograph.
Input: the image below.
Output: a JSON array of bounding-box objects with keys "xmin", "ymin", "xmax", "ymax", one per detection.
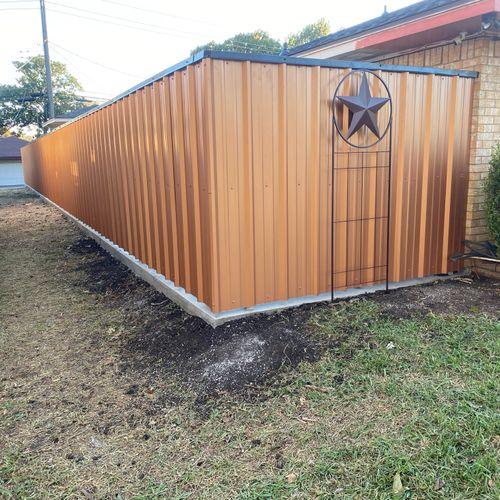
[{"xmin": 0, "ymin": 0, "xmax": 416, "ymax": 103}]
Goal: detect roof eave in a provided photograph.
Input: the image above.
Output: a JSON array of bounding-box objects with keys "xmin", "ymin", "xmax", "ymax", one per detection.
[
  {"xmin": 0, "ymin": 156, "xmax": 22, "ymax": 161},
  {"xmin": 288, "ymin": 0, "xmax": 477, "ymax": 55}
]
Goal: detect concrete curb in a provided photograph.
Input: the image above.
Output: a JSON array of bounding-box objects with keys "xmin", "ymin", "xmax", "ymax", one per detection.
[{"xmin": 28, "ymin": 186, "xmax": 466, "ymax": 327}]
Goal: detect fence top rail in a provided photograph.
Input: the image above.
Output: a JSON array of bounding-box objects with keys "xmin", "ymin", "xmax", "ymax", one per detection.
[{"xmin": 27, "ymin": 49, "xmax": 478, "ymax": 140}]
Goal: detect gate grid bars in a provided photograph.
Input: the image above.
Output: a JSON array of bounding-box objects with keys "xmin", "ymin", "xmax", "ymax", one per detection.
[{"xmin": 331, "ymin": 70, "xmax": 393, "ymax": 301}]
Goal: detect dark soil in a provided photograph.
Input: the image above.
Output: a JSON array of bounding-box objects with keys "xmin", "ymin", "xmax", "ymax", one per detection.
[
  {"xmin": 372, "ymin": 276, "xmax": 499, "ymax": 319},
  {"xmin": 68, "ymin": 235, "xmax": 499, "ymax": 398},
  {"xmin": 68, "ymin": 237, "xmax": 320, "ymax": 396},
  {"xmin": 70, "ymin": 239, "xmax": 133, "ymax": 294}
]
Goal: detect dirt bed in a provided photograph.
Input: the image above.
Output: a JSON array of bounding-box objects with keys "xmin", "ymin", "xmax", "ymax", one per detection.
[
  {"xmin": 1, "ymin": 188, "xmax": 498, "ymax": 497},
  {"xmin": 67, "ymin": 233, "xmax": 499, "ymax": 397},
  {"xmin": 68, "ymin": 236, "xmax": 320, "ymax": 397},
  {"xmin": 372, "ymin": 276, "xmax": 499, "ymax": 319},
  {"xmin": 1, "ymin": 187, "xmax": 497, "ymax": 401}
]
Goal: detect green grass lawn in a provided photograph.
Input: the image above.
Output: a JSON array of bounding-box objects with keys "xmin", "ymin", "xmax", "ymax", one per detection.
[
  {"xmin": 235, "ymin": 301, "xmax": 499, "ymax": 498},
  {"xmin": 2, "ymin": 299, "xmax": 499, "ymax": 498},
  {"xmin": 2, "ymin": 189, "xmax": 499, "ymax": 498}
]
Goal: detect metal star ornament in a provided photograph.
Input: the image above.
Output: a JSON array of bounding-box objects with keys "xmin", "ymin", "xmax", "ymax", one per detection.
[{"xmin": 337, "ymin": 73, "xmax": 389, "ymax": 139}]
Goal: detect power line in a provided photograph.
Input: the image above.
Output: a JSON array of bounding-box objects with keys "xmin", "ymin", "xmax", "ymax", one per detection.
[
  {"xmin": 46, "ymin": 7, "xmax": 205, "ymax": 40},
  {"xmin": 48, "ymin": 0, "xmax": 212, "ymax": 36},
  {"xmin": 0, "ymin": 90, "xmax": 108, "ymax": 103},
  {"xmin": 49, "ymin": 44, "xmax": 95, "ymax": 82},
  {"xmin": 190, "ymin": 36, "xmax": 284, "ymax": 52},
  {"xmin": 6, "ymin": 47, "xmax": 108, "ymax": 103},
  {"xmin": 50, "ymin": 41, "xmax": 142, "ymax": 79},
  {"xmin": 45, "ymin": 53, "xmax": 113, "ymax": 101},
  {"xmin": 193, "ymin": 41, "xmax": 282, "ymax": 53},
  {"xmin": 0, "ymin": 6, "xmax": 38, "ymax": 10},
  {"xmin": 2, "ymin": 0, "xmax": 276, "ymax": 52},
  {"xmin": 0, "ymin": 6, "xmax": 266, "ymax": 54},
  {"xmin": 76, "ymin": 96, "xmax": 108, "ymax": 102},
  {"xmin": 8, "ymin": 86, "xmax": 33, "ymax": 128},
  {"xmin": 47, "ymin": 5, "xmax": 275, "ymax": 52},
  {"xmin": 7, "ymin": 2, "xmax": 280, "ymax": 54},
  {"xmin": 46, "ymin": 1, "xmax": 211, "ymax": 39},
  {"xmin": 79, "ymin": 90, "xmax": 114, "ymax": 97},
  {"xmin": 100, "ymin": 0, "xmax": 220, "ymax": 27}
]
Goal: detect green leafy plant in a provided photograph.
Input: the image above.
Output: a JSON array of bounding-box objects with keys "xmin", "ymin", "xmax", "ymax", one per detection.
[
  {"xmin": 0, "ymin": 56, "xmax": 88, "ymax": 136},
  {"xmin": 191, "ymin": 30, "xmax": 281, "ymax": 55},
  {"xmin": 191, "ymin": 19, "xmax": 330, "ymax": 56},
  {"xmin": 484, "ymin": 144, "xmax": 500, "ymax": 250},
  {"xmin": 285, "ymin": 18, "xmax": 330, "ymax": 49}
]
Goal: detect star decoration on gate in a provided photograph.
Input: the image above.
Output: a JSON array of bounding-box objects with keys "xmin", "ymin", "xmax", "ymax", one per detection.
[{"xmin": 337, "ymin": 72, "xmax": 389, "ymax": 139}]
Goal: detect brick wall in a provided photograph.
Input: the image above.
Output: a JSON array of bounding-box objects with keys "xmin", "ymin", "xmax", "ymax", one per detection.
[
  {"xmin": 470, "ymin": 258, "xmax": 500, "ymax": 278},
  {"xmin": 380, "ymin": 37, "xmax": 500, "ymax": 243}
]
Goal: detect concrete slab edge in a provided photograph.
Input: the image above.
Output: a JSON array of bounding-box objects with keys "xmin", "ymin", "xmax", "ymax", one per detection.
[
  {"xmin": 29, "ymin": 187, "xmax": 220, "ymax": 326},
  {"xmin": 29, "ymin": 186, "xmax": 467, "ymax": 327}
]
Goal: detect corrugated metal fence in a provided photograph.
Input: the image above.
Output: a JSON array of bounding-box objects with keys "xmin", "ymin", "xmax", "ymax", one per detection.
[{"xmin": 22, "ymin": 52, "xmax": 475, "ymax": 314}]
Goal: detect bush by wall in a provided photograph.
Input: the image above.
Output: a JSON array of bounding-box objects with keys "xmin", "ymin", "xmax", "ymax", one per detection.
[{"xmin": 484, "ymin": 144, "xmax": 500, "ymax": 251}]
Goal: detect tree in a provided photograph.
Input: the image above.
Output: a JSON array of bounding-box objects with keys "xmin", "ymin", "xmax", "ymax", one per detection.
[
  {"xmin": 484, "ymin": 144, "xmax": 500, "ymax": 249},
  {"xmin": 190, "ymin": 19, "xmax": 330, "ymax": 57},
  {"xmin": 191, "ymin": 30, "xmax": 281, "ymax": 55},
  {"xmin": 286, "ymin": 18, "xmax": 330, "ymax": 49},
  {"xmin": 0, "ymin": 56, "xmax": 86, "ymax": 136}
]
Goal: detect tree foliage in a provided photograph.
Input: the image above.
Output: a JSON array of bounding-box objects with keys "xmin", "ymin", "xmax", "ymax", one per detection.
[
  {"xmin": 191, "ymin": 19, "xmax": 330, "ymax": 56},
  {"xmin": 484, "ymin": 144, "xmax": 500, "ymax": 249},
  {"xmin": 191, "ymin": 30, "xmax": 281, "ymax": 55},
  {"xmin": 285, "ymin": 18, "xmax": 330, "ymax": 49},
  {"xmin": 0, "ymin": 55, "xmax": 85, "ymax": 136}
]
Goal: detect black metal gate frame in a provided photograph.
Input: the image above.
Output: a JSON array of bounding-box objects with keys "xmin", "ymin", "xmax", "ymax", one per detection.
[{"xmin": 331, "ymin": 70, "xmax": 393, "ymax": 301}]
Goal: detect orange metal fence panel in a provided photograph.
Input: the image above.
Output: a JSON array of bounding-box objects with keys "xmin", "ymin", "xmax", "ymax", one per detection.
[
  {"xmin": 206, "ymin": 60, "xmax": 473, "ymax": 312},
  {"xmin": 23, "ymin": 62, "xmax": 215, "ymax": 310},
  {"xmin": 22, "ymin": 54, "xmax": 474, "ymax": 315}
]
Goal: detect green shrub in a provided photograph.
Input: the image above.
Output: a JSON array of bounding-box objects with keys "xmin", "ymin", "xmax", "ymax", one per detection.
[{"xmin": 484, "ymin": 144, "xmax": 500, "ymax": 250}]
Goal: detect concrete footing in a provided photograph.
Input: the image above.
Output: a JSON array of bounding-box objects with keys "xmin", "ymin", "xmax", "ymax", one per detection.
[{"xmin": 29, "ymin": 187, "xmax": 466, "ymax": 327}]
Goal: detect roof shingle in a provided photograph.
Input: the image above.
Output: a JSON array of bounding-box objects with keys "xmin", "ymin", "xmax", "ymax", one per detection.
[
  {"xmin": 287, "ymin": 0, "xmax": 466, "ymax": 55},
  {"xmin": 0, "ymin": 136, "xmax": 30, "ymax": 161}
]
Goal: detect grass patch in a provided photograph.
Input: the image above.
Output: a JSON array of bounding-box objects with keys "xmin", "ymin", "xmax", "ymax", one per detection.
[
  {"xmin": 1, "ymin": 190, "xmax": 499, "ymax": 498},
  {"xmin": 239, "ymin": 301, "xmax": 499, "ymax": 498},
  {"xmin": 2, "ymin": 300, "xmax": 498, "ymax": 498}
]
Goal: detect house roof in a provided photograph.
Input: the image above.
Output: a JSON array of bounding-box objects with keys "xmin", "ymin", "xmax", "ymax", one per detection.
[
  {"xmin": 287, "ymin": 0, "xmax": 469, "ymax": 55},
  {"xmin": 55, "ymin": 105, "xmax": 99, "ymax": 120},
  {"xmin": 43, "ymin": 105, "xmax": 100, "ymax": 130},
  {"xmin": 0, "ymin": 136, "xmax": 29, "ymax": 161}
]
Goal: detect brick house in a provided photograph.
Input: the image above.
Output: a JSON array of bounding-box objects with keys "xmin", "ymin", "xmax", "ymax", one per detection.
[{"xmin": 289, "ymin": 0, "xmax": 500, "ymax": 275}]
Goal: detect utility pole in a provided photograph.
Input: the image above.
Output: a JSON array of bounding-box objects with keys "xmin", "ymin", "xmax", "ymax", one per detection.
[{"xmin": 39, "ymin": 0, "xmax": 54, "ymax": 119}]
